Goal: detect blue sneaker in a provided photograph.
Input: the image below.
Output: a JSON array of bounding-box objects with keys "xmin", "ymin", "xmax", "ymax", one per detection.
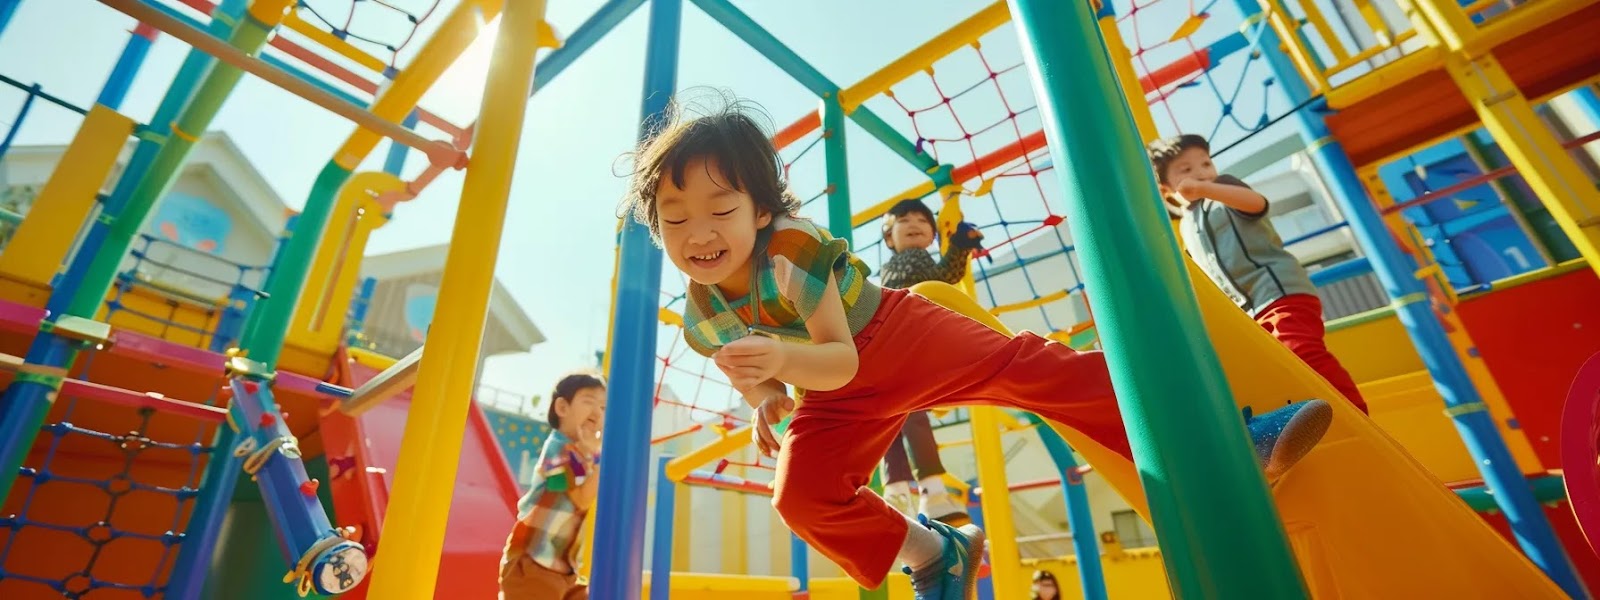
[
  {"xmin": 1244, "ymin": 399, "xmax": 1333, "ymax": 480},
  {"xmin": 902, "ymin": 514, "xmax": 985, "ymax": 600}
]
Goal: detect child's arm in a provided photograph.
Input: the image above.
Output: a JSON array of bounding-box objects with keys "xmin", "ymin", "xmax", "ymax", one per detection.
[
  {"xmin": 1181, "ymin": 177, "xmax": 1267, "ymax": 215},
  {"xmin": 935, "ymin": 222, "xmax": 984, "ymax": 284},
  {"xmin": 566, "ymin": 451, "xmax": 600, "ymax": 509}
]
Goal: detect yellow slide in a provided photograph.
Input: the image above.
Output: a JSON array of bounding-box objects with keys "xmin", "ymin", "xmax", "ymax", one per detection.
[{"xmin": 912, "ymin": 259, "xmax": 1566, "ymax": 598}]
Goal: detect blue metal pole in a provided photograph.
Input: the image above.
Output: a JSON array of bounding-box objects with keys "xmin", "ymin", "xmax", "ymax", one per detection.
[
  {"xmin": 48, "ymin": 0, "xmax": 246, "ymax": 314},
  {"xmin": 1569, "ymin": 86, "xmax": 1600, "ymax": 131},
  {"xmin": 649, "ymin": 456, "xmax": 675, "ymax": 600},
  {"xmin": 383, "ymin": 111, "xmax": 420, "ymax": 176},
  {"xmin": 588, "ymin": 0, "xmax": 678, "ymax": 596},
  {"xmin": 97, "ymin": 23, "xmax": 159, "ymax": 110},
  {"xmin": 164, "ymin": 426, "xmax": 242, "ymax": 600},
  {"xmin": 1227, "ymin": 3, "xmax": 1582, "ymax": 594},
  {"xmin": 1032, "ymin": 419, "xmax": 1107, "ymax": 600},
  {"xmin": 791, "ymin": 533, "xmax": 810, "ymax": 595},
  {"xmin": 0, "ymin": 85, "xmax": 36, "ymax": 162},
  {"xmin": 0, "ymin": 0, "xmax": 20, "ymax": 41}
]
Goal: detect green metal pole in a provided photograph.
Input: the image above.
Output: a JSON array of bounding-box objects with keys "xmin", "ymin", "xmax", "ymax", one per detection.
[
  {"xmin": 64, "ymin": 2, "xmax": 290, "ymax": 318},
  {"xmin": 823, "ymin": 95, "xmax": 853, "ymax": 247},
  {"xmin": 821, "ymin": 92, "xmax": 884, "ymax": 600},
  {"xmin": 1005, "ymin": 0, "xmax": 1308, "ymax": 597},
  {"xmin": 237, "ymin": 163, "xmax": 350, "ymax": 368}
]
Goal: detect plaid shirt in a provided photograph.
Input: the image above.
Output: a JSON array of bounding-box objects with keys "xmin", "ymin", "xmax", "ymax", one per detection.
[
  {"xmin": 503, "ymin": 431, "xmax": 592, "ymax": 573},
  {"xmin": 683, "ymin": 215, "xmax": 882, "ymax": 357}
]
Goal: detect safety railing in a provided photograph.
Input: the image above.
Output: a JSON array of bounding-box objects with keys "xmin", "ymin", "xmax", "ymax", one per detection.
[{"xmin": 107, "ymin": 233, "xmax": 270, "ymax": 352}]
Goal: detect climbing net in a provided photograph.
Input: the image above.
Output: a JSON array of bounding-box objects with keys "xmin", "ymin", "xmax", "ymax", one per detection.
[
  {"xmin": 285, "ymin": 0, "xmax": 446, "ymax": 77},
  {"xmin": 0, "ymin": 345, "xmax": 227, "ymax": 598}
]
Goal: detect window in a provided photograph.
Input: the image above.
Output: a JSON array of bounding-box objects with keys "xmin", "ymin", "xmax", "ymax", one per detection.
[{"xmin": 1111, "ymin": 509, "xmax": 1158, "ymax": 549}]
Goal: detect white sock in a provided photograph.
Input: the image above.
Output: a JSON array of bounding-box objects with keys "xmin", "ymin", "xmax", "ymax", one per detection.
[
  {"xmin": 885, "ymin": 480, "xmax": 912, "ymax": 497},
  {"xmin": 897, "ymin": 514, "xmax": 945, "ymax": 572},
  {"xmin": 918, "ymin": 476, "xmax": 946, "ymax": 497}
]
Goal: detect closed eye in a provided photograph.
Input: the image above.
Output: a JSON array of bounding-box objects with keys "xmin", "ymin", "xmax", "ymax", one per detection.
[
  {"xmin": 663, "ymin": 218, "xmax": 687, "ymax": 225},
  {"xmin": 713, "ymin": 207, "xmax": 738, "ymax": 217}
]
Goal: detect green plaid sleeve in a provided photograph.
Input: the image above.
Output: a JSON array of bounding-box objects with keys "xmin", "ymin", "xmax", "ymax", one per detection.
[{"xmin": 766, "ymin": 218, "xmax": 850, "ymax": 321}]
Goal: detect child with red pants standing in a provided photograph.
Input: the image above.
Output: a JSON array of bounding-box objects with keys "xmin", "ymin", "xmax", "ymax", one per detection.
[
  {"xmin": 1149, "ymin": 134, "xmax": 1368, "ymax": 413},
  {"xmin": 623, "ymin": 98, "xmax": 1332, "ymax": 599}
]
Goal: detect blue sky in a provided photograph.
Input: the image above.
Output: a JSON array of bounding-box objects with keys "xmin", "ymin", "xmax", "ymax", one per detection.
[{"xmin": 0, "ymin": 0, "xmax": 1286, "ymax": 414}]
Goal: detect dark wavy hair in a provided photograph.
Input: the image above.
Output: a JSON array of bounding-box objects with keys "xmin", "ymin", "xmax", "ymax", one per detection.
[{"xmin": 619, "ymin": 89, "xmax": 801, "ymax": 243}]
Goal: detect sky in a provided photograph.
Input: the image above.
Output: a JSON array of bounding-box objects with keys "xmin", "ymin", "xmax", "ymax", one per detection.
[{"xmin": 0, "ymin": 0, "xmax": 1292, "ymax": 418}]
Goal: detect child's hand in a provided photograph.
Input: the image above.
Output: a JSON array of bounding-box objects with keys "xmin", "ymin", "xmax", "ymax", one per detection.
[
  {"xmin": 1175, "ymin": 178, "xmax": 1210, "ymax": 200},
  {"xmin": 951, "ymin": 221, "xmax": 984, "ymax": 251},
  {"xmin": 714, "ymin": 335, "xmax": 787, "ymax": 391},
  {"xmin": 575, "ymin": 421, "xmax": 602, "ymax": 457},
  {"xmin": 752, "ymin": 393, "xmax": 795, "ymax": 457}
]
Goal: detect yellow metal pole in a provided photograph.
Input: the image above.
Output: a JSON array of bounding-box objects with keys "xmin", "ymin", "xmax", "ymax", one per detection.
[
  {"xmin": 837, "ymin": 1, "xmax": 1011, "ymax": 111},
  {"xmin": 664, "ymin": 427, "xmax": 755, "ymax": 481},
  {"xmin": 364, "ymin": 0, "xmax": 547, "ymax": 597},
  {"xmin": 282, "ymin": 8, "xmax": 391, "ymax": 74},
  {"xmin": 971, "ymin": 407, "xmax": 1027, "ymax": 599},
  {"xmin": 1098, "ymin": 11, "xmax": 1160, "ymax": 143},
  {"xmin": 1402, "ymin": 0, "xmax": 1600, "ymax": 276}
]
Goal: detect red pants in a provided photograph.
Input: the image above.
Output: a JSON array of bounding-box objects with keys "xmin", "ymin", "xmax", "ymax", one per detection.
[
  {"xmin": 773, "ymin": 289, "xmax": 1133, "ymax": 588},
  {"xmin": 1256, "ymin": 294, "xmax": 1368, "ymax": 413}
]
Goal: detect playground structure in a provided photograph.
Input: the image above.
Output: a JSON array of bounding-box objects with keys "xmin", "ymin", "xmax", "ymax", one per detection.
[{"xmin": 0, "ymin": 0, "xmax": 1595, "ymax": 599}]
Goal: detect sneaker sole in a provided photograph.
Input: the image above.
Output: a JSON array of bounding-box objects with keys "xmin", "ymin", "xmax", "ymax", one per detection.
[
  {"xmin": 1264, "ymin": 399, "xmax": 1333, "ymax": 479},
  {"xmin": 956, "ymin": 525, "xmax": 986, "ymax": 600}
]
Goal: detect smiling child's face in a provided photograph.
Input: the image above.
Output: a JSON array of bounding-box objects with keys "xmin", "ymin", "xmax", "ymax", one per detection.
[{"xmin": 656, "ymin": 156, "xmax": 772, "ymax": 295}]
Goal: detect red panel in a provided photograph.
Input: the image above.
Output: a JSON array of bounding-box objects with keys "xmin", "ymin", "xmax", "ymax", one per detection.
[
  {"xmin": 1457, "ymin": 268, "xmax": 1600, "ymax": 468},
  {"xmin": 323, "ymin": 360, "xmax": 523, "ymax": 599}
]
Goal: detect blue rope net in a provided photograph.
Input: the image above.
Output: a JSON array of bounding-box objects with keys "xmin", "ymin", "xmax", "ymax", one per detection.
[{"xmin": 0, "ymin": 347, "xmax": 226, "ymax": 598}]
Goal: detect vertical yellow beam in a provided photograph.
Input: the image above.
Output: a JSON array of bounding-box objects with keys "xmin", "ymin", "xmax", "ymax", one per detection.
[
  {"xmin": 1099, "ymin": 11, "xmax": 1161, "ymax": 142},
  {"xmin": 1402, "ymin": 0, "xmax": 1600, "ymax": 276},
  {"xmin": 971, "ymin": 406, "xmax": 1029, "ymax": 600},
  {"xmin": 0, "ymin": 105, "xmax": 135, "ymax": 305},
  {"xmin": 720, "ymin": 452, "xmax": 749, "ymax": 575},
  {"xmin": 364, "ymin": 0, "xmax": 547, "ymax": 597},
  {"xmin": 1360, "ymin": 167, "xmax": 1545, "ymax": 473},
  {"xmin": 284, "ymin": 172, "xmax": 402, "ymax": 356},
  {"xmin": 673, "ymin": 478, "xmax": 692, "ymax": 571}
]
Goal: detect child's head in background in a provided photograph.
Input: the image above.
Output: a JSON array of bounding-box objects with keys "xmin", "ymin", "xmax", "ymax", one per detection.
[
  {"xmin": 881, "ymin": 198, "xmax": 937, "ymax": 252},
  {"xmin": 546, "ymin": 371, "xmax": 607, "ymax": 445}
]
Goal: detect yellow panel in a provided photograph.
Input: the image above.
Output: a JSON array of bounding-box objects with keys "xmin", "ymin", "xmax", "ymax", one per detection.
[
  {"xmin": 1325, "ymin": 309, "xmax": 1426, "ymax": 382},
  {"xmin": 639, "ymin": 573, "xmax": 796, "ymax": 597},
  {"xmin": 0, "ymin": 105, "xmax": 135, "ymax": 301},
  {"xmin": 1026, "ymin": 552, "xmax": 1172, "ymax": 600},
  {"xmin": 1362, "ymin": 370, "xmax": 1480, "ymax": 483},
  {"xmin": 102, "ymin": 282, "xmax": 223, "ymax": 349},
  {"xmin": 284, "ymin": 172, "xmax": 400, "ymax": 359}
]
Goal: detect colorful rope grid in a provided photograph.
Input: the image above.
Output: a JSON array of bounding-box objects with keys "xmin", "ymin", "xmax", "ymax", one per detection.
[{"xmin": 0, "ymin": 349, "xmax": 225, "ymax": 598}]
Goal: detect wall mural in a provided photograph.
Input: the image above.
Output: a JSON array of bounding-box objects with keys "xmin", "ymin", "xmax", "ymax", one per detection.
[{"xmin": 152, "ymin": 192, "xmax": 231, "ymax": 254}]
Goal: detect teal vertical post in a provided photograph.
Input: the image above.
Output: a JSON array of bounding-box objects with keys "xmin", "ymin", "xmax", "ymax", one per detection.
[
  {"xmin": 1006, "ymin": 0, "xmax": 1308, "ymax": 597},
  {"xmin": 823, "ymin": 94, "xmax": 852, "ymax": 245}
]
